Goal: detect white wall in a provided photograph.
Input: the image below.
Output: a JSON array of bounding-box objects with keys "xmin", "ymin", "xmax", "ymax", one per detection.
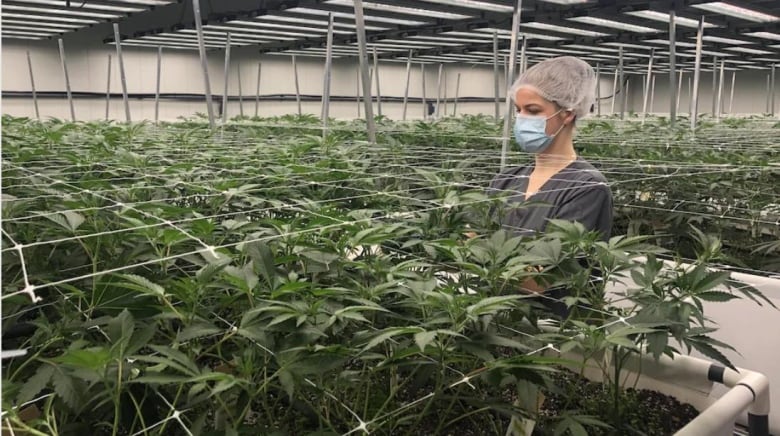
[{"xmin": 3, "ymin": 36, "xmax": 620, "ymax": 122}]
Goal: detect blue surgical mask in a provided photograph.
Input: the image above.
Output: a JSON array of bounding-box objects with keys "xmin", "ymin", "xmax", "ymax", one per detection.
[{"xmin": 513, "ymin": 109, "xmax": 566, "ymax": 153}]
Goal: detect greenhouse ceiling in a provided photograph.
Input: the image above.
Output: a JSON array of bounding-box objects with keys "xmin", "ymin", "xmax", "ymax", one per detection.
[{"xmin": 2, "ymin": 0, "xmax": 780, "ymax": 71}]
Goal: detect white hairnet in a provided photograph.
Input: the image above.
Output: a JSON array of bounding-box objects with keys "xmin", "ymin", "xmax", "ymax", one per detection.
[{"xmin": 509, "ymin": 56, "xmax": 597, "ymax": 120}]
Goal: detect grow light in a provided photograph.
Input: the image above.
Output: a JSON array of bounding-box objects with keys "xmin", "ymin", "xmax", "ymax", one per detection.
[
  {"xmin": 1, "ymin": 19, "xmax": 79, "ymax": 30},
  {"xmin": 13, "ymin": 0, "xmax": 147, "ymax": 13},
  {"xmin": 2, "ymin": 12, "xmax": 99, "ymax": 24},
  {"xmin": 701, "ymin": 36, "xmax": 752, "ymax": 45},
  {"xmin": 744, "ymin": 32, "xmax": 780, "ymax": 42},
  {"xmin": 473, "ymin": 28, "xmax": 565, "ymax": 41},
  {"xmin": 602, "ymin": 42, "xmax": 655, "ymax": 50},
  {"xmin": 538, "ymin": 0, "xmax": 590, "ymax": 4},
  {"xmin": 567, "ymin": 16, "xmax": 660, "ymax": 33},
  {"xmin": 325, "ymin": 0, "xmax": 473, "ymax": 20},
  {"xmin": 691, "ymin": 2, "xmax": 779, "ymax": 23},
  {"xmin": 723, "ymin": 47, "xmax": 775, "ymax": 55},
  {"xmin": 645, "ymin": 39, "xmax": 698, "ymax": 48},
  {"xmin": 2, "ymin": 4, "xmax": 120, "ymax": 19},
  {"xmin": 521, "ymin": 22, "xmax": 608, "ymax": 37},
  {"xmin": 284, "ymin": 7, "xmax": 429, "ymax": 26},
  {"xmin": 418, "ymin": 0, "xmax": 515, "ymax": 13},
  {"xmin": 2, "ymin": 30, "xmax": 53, "ymax": 37},
  {"xmin": 203, "ymin": 24, "xmax": 319, "ymax": 39},
  {"xmin": 260, "ymin": 15, "xmax": 386, "ymax": 32},
  {"xmin": 624, "ymin": 10, "xmax": 716, "ymax": 28}
]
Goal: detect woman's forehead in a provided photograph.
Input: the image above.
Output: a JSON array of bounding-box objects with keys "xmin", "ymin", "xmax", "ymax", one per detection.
[{"xmin": 515, "ymin": 87, "xmax": 551, "ymax": 105}]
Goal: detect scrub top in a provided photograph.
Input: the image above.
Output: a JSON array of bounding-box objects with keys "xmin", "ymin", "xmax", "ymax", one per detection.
[
  {"xmin": 488, "ymin": 157, "xmax": 613, "ymax": 240},
  {"xmin": 487, "ymin": 157, "xmax": 613, "ymax": 318}
]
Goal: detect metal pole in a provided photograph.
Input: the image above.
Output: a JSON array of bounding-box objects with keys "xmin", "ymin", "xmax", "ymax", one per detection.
[
  {"xmin": 255, "ymin": 62, "xmax": 261, "ymax": 118},
  {"xmin": 292, "ymin": 55, "xmax": 302, "ymax": 116},
  {"xmin": 519, "ymin": 34, "xmax": 527, "ymax": 75},
  {"xmin": 669, "ymin": 10, "xmax": 677, "ymax": 126},
  {"xmin": 728, "ymin": 71, "xmax": 736, "ymax": 114},
  {"xmin": 113, "ymin": 23, "xmax": 131, "ymax": 123},
  {"xmin": 687, "ymin": 75, "xmax": 692, "ymax": 113},
  {"xmin": 372, "ymin": 47, "xmax": 382, "ymax": 117},
  {"xmin": 677, "ymin": 69, "xmax": 684, "ymax": 114},
  {"xmin": 353, "ymin": 0, "xmax": 376, "ymax": 142},
  {"xmin": 766, "ymin": 73, "xmax": 771, "ymax": 114},
  {"xmin": 321, "ymin": 13, "xmax": 334, "ymax": 136},
  {"xmin": 436, "ymin": 63, "xmax": 443, "ymax": 118},
  {"xmin": 402, "ymin": 50, "xmax": 412, "ymax": 121},
  {"xmin": 650, "ymin": 74, "xmax": 656, "ymax": 114},
  {"xmin": 623, "ymin": 75, "xmax": 630, "ymax": 118},
  {"xmin": 618, "ymin": 46, "xmax": 625, "ymax": 120},
  {"xmin": 711, "ymin": 57, "xmax": 718, "ymax": 115},
  {"xmin": 421, "ymin": 63, "xmax": 427, "ymax": 120},
  {"xmin": 493, "ymin": 31, "xmax": 500, "ymax": 120},
  {"xmin": 500, "ymin": 0, "xmax": 522, "ymax": 171},
  {"xmin": 691, "ymin": 16, "xmax": 705, "ymax": 131},
  {"xmin": 222, "ymin": 32, "xmax": 231, "ymax": 124},
  {"xmin": 57, "ymin": 39, "xmax": 75, "ymax": 122},
  {"xmin": 237, "ymin": 61, "xmax": 244, "ymax": 118},
  {"xmin": 26, "ymin": 51, "xmax": 39, "ymax": 120},
  {"xmin": 716, "ymin": 60, "xmax": 725, "ymax": 121},
  {"xmin": 641, "ymin": 49, "xmax": 654, "ymax": 124},
  {"xmin": 443, "ymin": 69, "xmax": 448, "ymax": 117},
  {"xmin": 356, "ymin": 67, "xmax": 361, "ymax": 118},
  {"xmin": 596, "ymin": 63, "xmax": 601, "ymax": 117},
  {"xmin": 155, "ymin": 47, "xmax": 162, "ymax": 124},
  {"xmin": 105, "ymin": 54, "xmax": 111, "ymax": 120},
  {"xmin": 192, "ymin": 0, "xmax": 215, "ymax": 128},
  {"xmin": 769, "ymin": 64, "xmax": 777, "ymax": 116},
  {"xmin": 611, "ymin": 69, "xmax": 618, "ymax": 114},
  {"xmin": 454, "ymin": 72, "xmax": 461, "ymax": 116}
]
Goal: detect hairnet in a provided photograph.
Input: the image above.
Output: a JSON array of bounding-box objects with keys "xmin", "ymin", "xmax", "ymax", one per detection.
[{"xmin": 509, "ymin": 56, "xmax": 596, "ymax": 120}]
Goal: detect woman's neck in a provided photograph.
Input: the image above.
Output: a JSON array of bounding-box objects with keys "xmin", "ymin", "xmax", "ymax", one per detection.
[{"xmin": 535, "ymin": 130, "xmax": 577, "ymax": 170}]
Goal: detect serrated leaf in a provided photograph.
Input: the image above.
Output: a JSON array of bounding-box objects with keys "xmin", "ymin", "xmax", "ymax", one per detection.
[
  {"xmin": 17, "ymin": 364, "xmax": 55, "ymax": 404},
  {"xmin": 177, "ymin": 322, "xmax": 222, "ymax": 342},
  {"xmin": 116, "ymin": 274, "xmax": 165, "ymax": 297},
  {"xmin": 696, "ymin": 291, "xmax": 739, "ymax": 302},
  {"xmin": 278, "ymin": 369, "xmax": 295, "ymax": 399},
  {"xmin": 414, "ymin": 331, "xmax": 437, "ymax": 351},
  {"xmin": 52, "ymin": 370, "xmax": 79, "ymax": 411}
]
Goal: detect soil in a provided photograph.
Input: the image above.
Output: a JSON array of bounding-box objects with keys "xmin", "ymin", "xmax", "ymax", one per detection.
[{"xmin": 533, "ymin": 369, "xmax": 700, "ymax": 436}]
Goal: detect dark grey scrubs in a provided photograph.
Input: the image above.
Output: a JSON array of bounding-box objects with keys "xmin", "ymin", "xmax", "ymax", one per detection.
[
  {"xmin": 488, "ymin": 157, "xmax": 612, "ymax": 240},
  {"xmin": 488, "ymin": 157, "xmax": 613, "ymax": 318}
]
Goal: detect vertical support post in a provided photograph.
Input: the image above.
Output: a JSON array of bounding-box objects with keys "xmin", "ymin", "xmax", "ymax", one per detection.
[
  {"xmin": 766, "ymin": 73, "xmax": 771, "ymax": 114},
  {"xmin": 113, "ymin": 23, "xmax": 131, "ymax": 123},
  {"xmin": 641, "ymin": 49, "xmax": 654, "ymax": 124},
  {"xmin": 26, "ymin": 51, "xmax": 39, "ymax": 120},
  {"xmin": 711, "ymin": 57, "xmax": 718, "ymax": 115},
  {"xmin": 443, "ymin": 68, "xmax": 448, "ymax": 117},
  {"xmin": 105, "ymin": 54, "xmax": 111, "ymax": 121},
  {"xmin": 57, "ymin": 39, "xmax": 76, "ymax": 122},
  {"xmin": 716, "ymin": 60, "xmax": 725, "ymax": 121},
  {"xmin": 611, "ymin": 69, "xmax": 618, "ymax": 114},
  {"xmin": 292, "ymin": 55, "xmax": 302, "ymax": 116},
  {"xmin": 769, "ymin": 64, "xmax": 777, "ymax": 116},
  {"xmin": 622, "ymin": 75, "xmax": 630, "ymax": 117},
  {"xmin": 353, "ymin": 0, "xmax": 376, "ymax": 142},
  {"xmin": 687, "ymin": 75, "xmax": 692, "ymax": 113},
  {"xmin": 618, "ymin": 46, "xmax": 625, "ymax": 120},
  {"xmin": 155, "ymin": 46, "xmax": 162, "ymax": 124},
  {"xmin": 728, "ymin": 71, "xmax": 736, "ymax": 114},
  {"xmin": 192, "ymin": 0, "xmax": 215, "ymax": 128},
  {"xmin": 691, "ymin": 16, "xmax": 705, "ymax": 131},
  {"xmin": 421, "ymin": 63, "xmax": 427, "ymax": 120},
  {"xmin": 500, "ymin": 0, "xmax": 522, "ymax": 171},
  {"xmin": 222, "ymin": 32, "xmax": 231, "ymax": 124},
  {"xmin": 453, "ymin": 72, "xmax": 461, "ymax": 116},
  {"xmin": 596, "ymin": 63, "xmax": 601, "ymax": 117},
  {"xmin": 650, "ymin": 74, "xmax": 656, "ymax": 113},
  {"xmin": 493, "ymin": 31, "xmax": 500, "ymax": 120},
  {"xmin": 669, "ymin": 10, "xmax": 677, "ymax": 127},
  {"xmin": 356, "ymin": 67, "xmax": 361, "ymax": 118},
  {"xmin": 255, "ymin": 62, "xmax": 262, "ymax": 118},
  {"xmin": 321, "ymin": 13, "xmax": 334, "ymax": 136},
  {"xmin": 436, "ymin": 63, "xmax": 443, "ymax": 118},
  {"xmin": 677, "ymin": 69, "xmax": 684, "ymax": 114},
  {"xmin": 519, "ymin": 34, "xmax": 527, "ymax": 74},
  {"xmin": 402, "ymin": 50, "xmax": 412, "ymax": 121},
  {"xmin": 237, "ymin": 61, "xmax": 244, "ymax": 118},
  {"xmin": 372, "ymin": 47, "xmax": 382, "ymax": 117}
]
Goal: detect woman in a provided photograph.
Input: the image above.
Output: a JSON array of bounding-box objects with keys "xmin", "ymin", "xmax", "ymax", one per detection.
[{"xmin": 488, "ymin": 56, "xmax": 613, "ymax": 316}]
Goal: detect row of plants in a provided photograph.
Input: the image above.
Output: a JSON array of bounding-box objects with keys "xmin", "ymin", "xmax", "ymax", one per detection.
[{"xmin": 1, "ymin": 116, "xmax": 775, "ymax": 435}]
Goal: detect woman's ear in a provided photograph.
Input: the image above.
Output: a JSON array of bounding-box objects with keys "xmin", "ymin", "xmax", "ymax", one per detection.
[{"xmin": 562, "ymin": 110, "xmax": 576, "ymax": 126}]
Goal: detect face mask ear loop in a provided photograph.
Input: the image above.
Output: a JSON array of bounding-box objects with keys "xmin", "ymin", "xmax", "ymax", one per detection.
[{"xmin": 549, "ymin": 108, "xmax": 571, "ymax": 138}]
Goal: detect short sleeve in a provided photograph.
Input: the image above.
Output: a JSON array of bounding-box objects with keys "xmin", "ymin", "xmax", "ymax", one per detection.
[{"xmin": 553, "ymin": 184, "xmax": 613, "ymax": 239}]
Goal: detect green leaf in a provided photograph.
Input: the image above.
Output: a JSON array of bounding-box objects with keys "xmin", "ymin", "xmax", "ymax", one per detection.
[
  {"xmin": 277, "ymin": 369, "xmax": 295, "ymax": 399},
  {"xmin": 414, "ymin": 331, "xmax": 437, "ymax": 351},
  {"xmin": 363, "ymin": 327, "xmax": 424, "ymax": 351},
  {"xmin": 177, "ymin": 322, "xmax": 222, "ymax": 342},
  {"xmin": 55, "ymin": 348, "xmax": 112, "ymax": 370},
  {"xmin": 300, "ymin": 250, "xmax": 340, "ymax": 266},
  {"xmin": 52, "ymin": 370, "xmax": 79, "ymax": 411},
  {"xmin": 17, "ymin": 364, "xmax": 55, "ymax": 404},
  {"xmin": 693, "ymin": 270, "xmax": 731, "ymax": 293},
  {"xmin": 116, "ymin": 274, "xmax": 166, "ymax": 297},
  {"xmin": 696, "ymin": 291, "xmax": 739, "ymax": 302}
]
